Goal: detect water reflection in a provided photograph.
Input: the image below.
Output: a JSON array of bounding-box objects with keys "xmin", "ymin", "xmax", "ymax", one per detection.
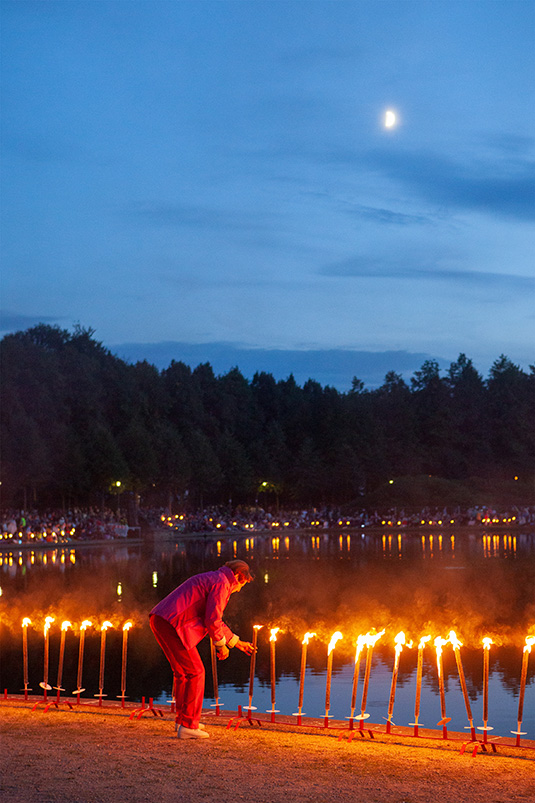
[{"xmin": 1, "ymin": 529, "xmax": 533, "ymax": 738}]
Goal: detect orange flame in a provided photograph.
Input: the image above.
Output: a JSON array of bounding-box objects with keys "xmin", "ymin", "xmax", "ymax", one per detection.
[
  {"xmin": 365, "ymin": 629, "xmax": 385, "ymax": 648},
  {"xmin": 253, "ymin": 624, "xmax": 263, "ymax": 631},
  {"xmin": 302, "ymin": 631, "xmax": 316, "ymax": 645},
  {"xmin": 448, "ymin": 630, "xmax": 463, "ymax": 650},
  {"xmin": 434, "ymin": 636, "xmax": 447, "ymax": 658},
  {"xmin": 394, "ymin": 631, "xmax": 406, "ymax": 659},
  {"xmin": 122, "ymin": 621, "xmax": 133, "ymax": 632},
  {"xmin": 80, "ymin": 620, "xmax": 92, "ymax": 631},
  {"xmin": 328, "ymin": 631, "xmax": 343, "ymax": 654},
  {"xmin": 22, "ymin": 617, "xmax": 31, "ymax": 628},
  {"xmin": 269, "ymin": 627, "xmax": 280, "ymax": 642},
  {"xmin": 482, "ymin": 637, "xmax": 493, "ymax": 650},
  {"xmin": 61, "ymin": 621, "xmax": 72, "ymax": 631},
  {"xmin": 524, "ymin": 636, "xmax": 535, "ymax": 654},
  {"xmin": 101, "ymin": 621, "xmax": 113, "ymax": 631},
  {"xmin": 418, "ymin": 635, "xmax": 431, "ymax": 650},
  {"xmin": 44, "ymin": 616, "xmax": 54, "ymax": 635}
]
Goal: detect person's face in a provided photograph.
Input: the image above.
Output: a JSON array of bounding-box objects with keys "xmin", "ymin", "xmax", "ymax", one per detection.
[{"xmin": 232, "ymin": 576, "xmax": 248, "ymax": 593}]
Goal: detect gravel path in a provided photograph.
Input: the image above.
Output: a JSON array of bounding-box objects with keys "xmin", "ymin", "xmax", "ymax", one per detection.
[{"xmin": 1, "ymin": 702, "xmax": 534, "ymax": 803}]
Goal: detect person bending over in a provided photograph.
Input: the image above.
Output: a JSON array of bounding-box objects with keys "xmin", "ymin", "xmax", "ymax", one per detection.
[{"xmin": 149, "ymin": 559, "xmax": 255, "ymax": 739}]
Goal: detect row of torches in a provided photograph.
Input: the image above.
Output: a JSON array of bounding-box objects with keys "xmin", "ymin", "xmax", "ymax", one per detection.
[
  {"xmin": 21, "ymin": 617, "xmax": 132, "ymax": 707},
  {"xmin": 18, "ymin": 617, "xmax": 534, "ymax": 744},
  {"xmin": 239, "ymin": 626, "xmax": 534, "ymax": 745}
]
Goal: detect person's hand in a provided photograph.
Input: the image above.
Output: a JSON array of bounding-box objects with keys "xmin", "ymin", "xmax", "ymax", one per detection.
[
  {"xmin": 235, "ymin": 640, "xmax": 255, "ymax": 655},
  {"xmin": 216, "ymin": 645, "xmax": 229, "ymax": 660}
]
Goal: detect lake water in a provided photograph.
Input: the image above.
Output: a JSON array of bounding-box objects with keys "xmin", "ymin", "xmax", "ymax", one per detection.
[{"xmin": 1, "ymin": 528, "xmax": 533, "ymax": 740}]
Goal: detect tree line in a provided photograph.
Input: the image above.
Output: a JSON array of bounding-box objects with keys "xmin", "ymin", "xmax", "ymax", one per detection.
[{"xmin": 1, "ymin": 324, "xmax": 533, "ymax": 511}]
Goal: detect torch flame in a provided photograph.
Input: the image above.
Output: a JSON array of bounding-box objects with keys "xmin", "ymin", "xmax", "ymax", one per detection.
[
  {"xmin": 253, "ymin": 624, "xmax": 263, "ymax": 631},
  {"xmin": 61, "ymin": 620, "xmax": 72, "ymax": 631},
  {"xmin": 269, "ymin": 627, "xmax": 280, "ymax": 642},
  {"xmin": 80, "ymin": 620, "xmax": 92, "ymax": 631},
  {"xmin": 22, "ymin": 617, "xmax": 32, "ymax": 627},
  {"xmin": 328, "ymin": 631, "xmax": 343, "ymax": 654},
  {"xmin": 122, "ymin": 621, "xmax": 133, "ymax": 631},
  {"xmin": 448, "ymin": 630, "xmax": 463, "ymax": 650},
  {"xmin": 434, "ymin": 636, "xmax": 447, "ymax": 657},
  {"xmin": 482, "ymin": 637, "xmax": 493, "ymax": 650},
  {"xmin": 365, "ymin": 629, "xmax": 385, "ymax": 648},
  {"xmin": 418, "ymin": 635, "xmax": 431, "ymax": 650},
  {"xmin": 44, "ymin": 616, "xmax": 54, "ymax": 635},
  {"xmin": 394, "ymin": 631, "xmax": 405, "ymax": 658},
  {"xmin": 524, "ymin": 636, "xmax": 535, "ymax": 654},
  {"xmin": 101, "ymin": 621, "xmax": 113, "ymax": 631},
  {"xmin": 302, "ymin": 631, "xmax": 316, "ymax": 645}
]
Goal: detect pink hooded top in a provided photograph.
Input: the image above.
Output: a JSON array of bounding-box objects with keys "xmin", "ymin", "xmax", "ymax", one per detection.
[{"xmin": 149, "ymin": 566, "xmax": 240, "ymax": 650}]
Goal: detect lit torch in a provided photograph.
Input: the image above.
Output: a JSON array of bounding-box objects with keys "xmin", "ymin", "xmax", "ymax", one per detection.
[
  {"xmin": 409, "ymin": 635, "xmax": 431, "ymax": 736},
  {"xmin": 357, "ymin": 630, "xmax": 385, "ymax": 729},
  {"xmin": 449, "ymin": 631, "xmax": 475, "ymax": 740},
  {"xmin": 434, "ymin": 636, "xmax": 451, "ymax": 737},
  {"xmin": 511, "ymin": 635, "xmax": 535, "ymax": 746},
  {"xmin": 72, "ymin": 620, "xmax": 92, "ymax": 700},
  {"xmin": 243, "ymin": 625, "xmax": 263, "ymax": 717},
  {"xmin": 477, "ymin": 637, "xmax": 493, "ymax": 741},
  {"xmin": 347, "ymin": 634, "xmax": 367, "ymax": 728},
  {"xmin": 95, "ymin": 621, "xmax": 113, "ymax": 704},
  {"xmin": 293, "ymin": 631, "xmax": 315, "ymax": 723},
  {"xmin": 39, "ymin": 616, "xmax": 55, "ymax": 700},
  {"xmin": 54, "ymin": 621, "xmax": 72, "ymax": 703},
  {"xmin": 324, "ymin": 631, "xmax": 343, "ymax": 727},
  {"xmin": 118, "ymin": 621, "xmax": 132, "ymax": 706},
  {"xmin": 386, "ymin": 631, "xmax": 405, "ymax": 733},
  {"xmin": 21, "ymin": 618, "xmax": 32, "ymax": 698},
  {"xmin": 267, "ymin": 627, "xmax": 280, "ymax": 720}
]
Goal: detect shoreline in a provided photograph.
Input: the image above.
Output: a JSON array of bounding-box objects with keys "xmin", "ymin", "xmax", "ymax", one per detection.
[
  {"xmin": 1, "ymin": 523, "xmax": 534, "ymax": 552},
  {"xmin": 1, "ymin": 700, "xmax": 534, "ymax": 803}
]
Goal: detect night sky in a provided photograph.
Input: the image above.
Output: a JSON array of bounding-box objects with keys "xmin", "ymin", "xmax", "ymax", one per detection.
[{"xmin": 1, "ymin": 0, "xmax": 534, "ymax": 389}]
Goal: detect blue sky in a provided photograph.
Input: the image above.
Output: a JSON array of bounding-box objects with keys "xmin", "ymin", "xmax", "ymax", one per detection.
[{"xmin": 1, "ymin": 0, "xmax": 534, "ymax": 388}]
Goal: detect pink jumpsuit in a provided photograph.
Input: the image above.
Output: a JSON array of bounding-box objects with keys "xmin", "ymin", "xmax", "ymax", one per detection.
[{"xmin": 149, "ymin": 566, "xmax": 240, "ymax": 728}]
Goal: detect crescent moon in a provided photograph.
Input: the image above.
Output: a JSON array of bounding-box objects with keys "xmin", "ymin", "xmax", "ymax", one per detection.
[{"xmin": 385, "ymin": 110, "xmax": 396, "ymax": 128}]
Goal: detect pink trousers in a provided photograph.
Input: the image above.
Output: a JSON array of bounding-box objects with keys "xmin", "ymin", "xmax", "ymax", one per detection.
[{"xmin": 149, "ymin": 614, "xmax": 205, "ymax": 729}]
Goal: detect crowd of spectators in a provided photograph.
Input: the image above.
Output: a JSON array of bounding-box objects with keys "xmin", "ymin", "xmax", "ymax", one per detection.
[
  {"xmin": 0, "ymin": 508, "xmax": 129, "ymax": 544},
  {"xmin": 148, "ymin": 503, "xmax": 535, "ymax": 534},
  {"xmin": 1, "ymin": 503, "xmax": 534, "ymax": 545}
]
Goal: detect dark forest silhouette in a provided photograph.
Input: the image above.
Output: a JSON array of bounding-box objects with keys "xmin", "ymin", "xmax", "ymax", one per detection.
[{"xmin": 1, "ymin": 324, "xmax": 533, "ymax": 510}]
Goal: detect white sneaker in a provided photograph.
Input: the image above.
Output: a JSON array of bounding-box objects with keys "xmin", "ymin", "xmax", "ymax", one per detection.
[
  {"xmin": 178, "ymin": 725, "xmax": 209, "ymax": 739},
  {"xmin": 175, "ymin": 721, "xmax": 206, "ymax": 731}
]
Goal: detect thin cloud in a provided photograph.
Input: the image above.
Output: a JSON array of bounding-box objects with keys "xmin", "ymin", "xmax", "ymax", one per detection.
[
  {"xmin": 344, "ymin": 204, "xmax": 430, "ymax": 226},
  {"xmin": 321, "ymin": 259, "xmax": 535, "ymax": 290},
  {"xmin": 0, "ymin": 311, "xmax": 64, "ymax": 333},
  {"xmin": 127, "ymin": 201, "xmax": 276, "ymax": 233},
  {"xmin": 366, "ymin": 149, "xmax": 535, "ymax": 221}
]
